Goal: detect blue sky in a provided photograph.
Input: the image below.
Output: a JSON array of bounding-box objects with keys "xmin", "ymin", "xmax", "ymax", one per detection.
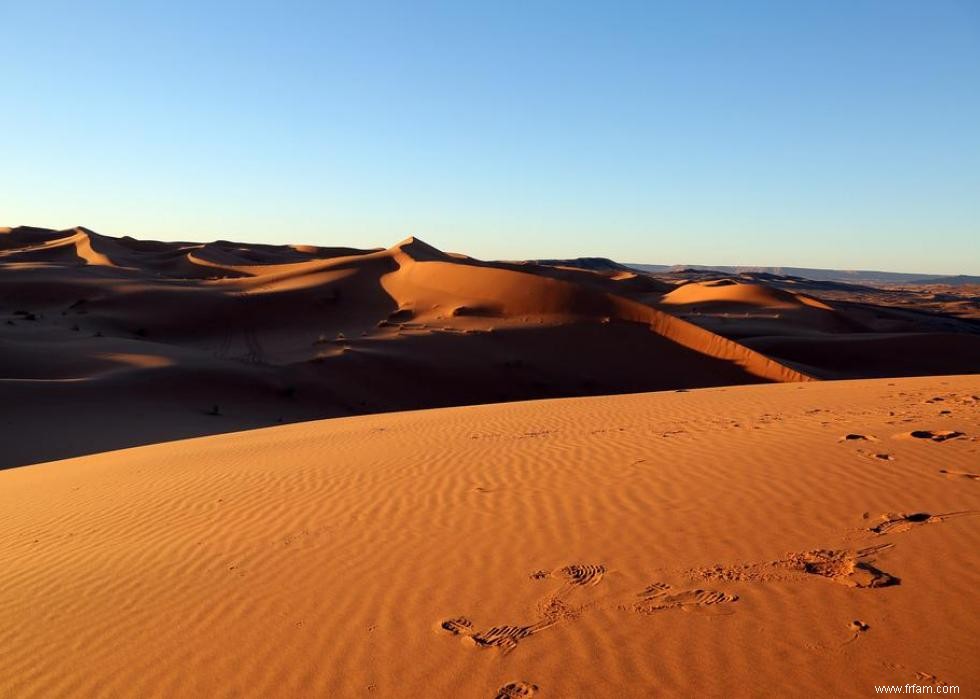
[{"xmin": 2, "ymin": 1, "xmax": 978, "ymax": 273}]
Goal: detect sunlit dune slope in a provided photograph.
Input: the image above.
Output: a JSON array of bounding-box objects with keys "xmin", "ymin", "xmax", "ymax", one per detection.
[
  {"xmin": 661, "ymin": 278, "xmax": 833, "ymax": 310},
  {"xmin": 1, "ymin": 375, "xmax": 977, "ymax": 697}
]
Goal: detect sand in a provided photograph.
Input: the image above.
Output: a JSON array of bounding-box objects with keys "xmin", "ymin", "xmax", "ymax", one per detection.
[
  {"xmin": 2, "ymin": 225, "xmax": 978, "ymax": 696},
  {"xmin": 1, "ymin": 375, "xmax": 977, "ymax": 697},
  {"xmin": 645, "ymin": 274, "xmax": 980, "ymax": 378},
  {"xmin": 4, "ymin": 226, "xmax": 978, "ymax": 470},
  {"xmin": 0, "ymin": 227, "xmax": 809, "ymax": 469}
]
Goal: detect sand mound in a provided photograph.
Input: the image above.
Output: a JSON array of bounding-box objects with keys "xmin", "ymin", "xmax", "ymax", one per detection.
[
  {"xmin": 662, "ymin": 279, "xmax": 832, "ymax": 310},
  {"xmin": 0, "ymin": 226, "xmax": 68, "ymax": 247},
  {"xmin": 0, "ymin": 226, "xmax": 121, "ymax": 267},
  {"xmin": 1, "ymin": 375, "xmax": 977, "ymax": 696}
]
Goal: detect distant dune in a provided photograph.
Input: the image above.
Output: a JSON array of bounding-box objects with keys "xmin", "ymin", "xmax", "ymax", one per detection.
[
  {"xmin": 628, "ymin": 261, "xmax": 980, "ymax": 286},
  {"xmin": 1, "ymin": 375, "xmax": 977, "ymax": 696},
  {"xmin": 2, "ymin": 225, "xmax": 978, "ymax": 468},
  {"xmin": 0, "ymin": 226, "xmax": 807, "ymax": 468}
]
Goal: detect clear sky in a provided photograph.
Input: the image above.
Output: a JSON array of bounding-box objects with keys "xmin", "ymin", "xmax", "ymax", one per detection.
[{"xmin": 2, "ymin": 1, "xmax": 978, "ymax": 274}]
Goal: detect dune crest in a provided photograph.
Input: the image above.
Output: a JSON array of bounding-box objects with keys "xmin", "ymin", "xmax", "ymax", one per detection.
[{"xmin": 0, "ymin": 226, "xmax": 118, "ymax": 267}]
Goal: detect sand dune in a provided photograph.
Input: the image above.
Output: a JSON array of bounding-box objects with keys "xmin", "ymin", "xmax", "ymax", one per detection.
[
  {"xmin": 0, "ymin": 226, "xmax": 810, "ymax": 468},
  {"xmin": 634, "ymin": 271, "xmax": 980, "ymax": 376},
  {"xmin": 1, "ymin": 226, "xmax": 977, "ymax": 469},
  {"xmin": 1, "ymin": 375, "xmax": 977, "ymax": 697},
  {"xmin": 661, "ymin": 278, "xmax": 833, "ymax": 310}
]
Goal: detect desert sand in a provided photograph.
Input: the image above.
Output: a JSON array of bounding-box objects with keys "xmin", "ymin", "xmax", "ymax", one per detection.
[
  {"xmin": 3, "ymin": 226, "xmax": 977, "ymax": 469},
  {"xmin": 1, "ymin": 374, "xmax": 978, "ymax": 697}
]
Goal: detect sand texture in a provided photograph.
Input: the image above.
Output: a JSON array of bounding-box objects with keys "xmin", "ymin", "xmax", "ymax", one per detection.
[{"xmin": 1, "ymin": 375, "xmax": 978, "ymax": 697}]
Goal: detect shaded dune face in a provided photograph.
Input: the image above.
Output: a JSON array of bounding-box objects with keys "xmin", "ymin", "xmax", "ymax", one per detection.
[
  {"xmin": 742, "ymin": 333, "xmax": 980, "ymax": 379},
  {"xmin": 0, "ymin": 226, "xmax": 811, "ymax": 468},
  {"xmin": 644, "ymin": 272, "xmax": 980, "ymax": 378},
  {"xmin": 657, "ymin": 279, "xmax": 871, "ymax": 335}
]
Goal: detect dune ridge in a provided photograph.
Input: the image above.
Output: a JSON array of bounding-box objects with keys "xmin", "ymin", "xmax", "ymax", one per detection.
[{"xmin": 0, "ymin": 226, "xmax": 816, "ymax": 468}]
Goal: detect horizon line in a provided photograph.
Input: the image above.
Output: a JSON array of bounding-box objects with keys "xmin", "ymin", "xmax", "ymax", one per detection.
[{"xmin": 3, "ymin": 223, "xmax": 976, "ymax": 279}]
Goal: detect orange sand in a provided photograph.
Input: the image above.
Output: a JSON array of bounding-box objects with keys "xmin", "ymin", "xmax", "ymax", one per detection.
[{"xmin": 1, "ymin": 375, "xmax": 977, "ymax": 697}]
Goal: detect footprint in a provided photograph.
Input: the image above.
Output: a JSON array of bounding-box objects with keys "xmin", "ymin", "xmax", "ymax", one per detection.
[
  {"xmin": 535, "ymin": 595, "xmax": 583, "ymax": 623},
  {"xmin": 905, "ymin": 430, "xmax": 966, "ymax": 442},
  {"xmin": 632, "ymin": 582, "xmax": 737, "ymax": 614},
  {"xmin": 914, "ymin": 672, "xmax": 954, "ymax": 688},
  {"xmin": 868, "ymin": 512, "xmax": 936, "ymax": 535},
  {"xmin": 939, "ymin": 469, "xmax": 979, "ymax": 481},
  {"xmin": 495, "ymin": 682, "xmax": 538, "ymax": 698},
  {"xmin": 779, "ymin": 545, "xmax": 899, "ymax": 588},
  {"xmin": 470, "ymin": 623, "xmax": 552, "ymax": 652},
  {"xmin": 842, "ymin": 619, "xmax": 871, "ymax": 645},
  {"xmin": 519, "ymin": 430, "xmax": 556, "ymax": 439},
  {"xmin": 531, "ymin": 564, "xmax": 606, "ymax": 586},
  {"xmin": 869, "ymin": 511, "xmax": 978, "ymax": 535},
  {"xmin": 439, "ymin": 616, "xmax": 555, "ymax": 653},
  {"xmin": 841, "ymin": 433, "xmax": 877, "ymax": 442},
  {"xmin": 849, "ymin": 619, "xmax": 870, "ymax": 633},
  {"xmin": 690, "ymin": 542, "xmax": 901, "ymax": 589},
  {"xmin": 444, "ymin": 564, "xmax": 607, "ymax": 654},
  {"xmin": 441, "ymin": 617, "xmax": 475, "ymax": 635},
  {"xmin": 556, "ymin": 564, "xmax": 606, "ymax": 586},
  {"xmin": 857, "ymin": 449, "xmax": 894, "ymax": 461}
]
